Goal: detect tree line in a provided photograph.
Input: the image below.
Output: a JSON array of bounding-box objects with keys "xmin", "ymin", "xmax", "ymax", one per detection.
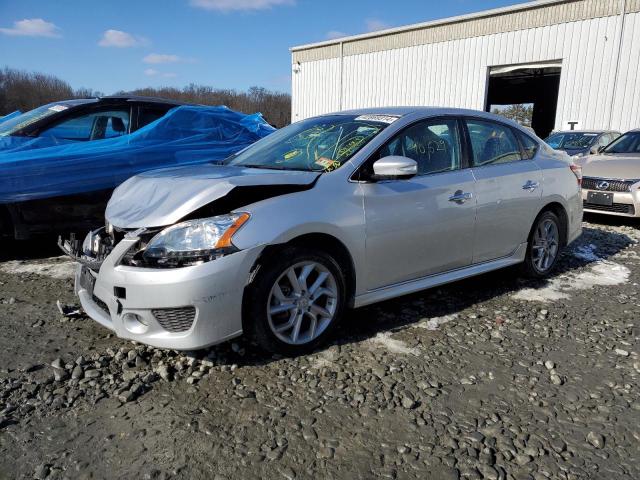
[
  {"xmin": 122, "ymin": 85, "xmax": 291, "ymax": 127},
  {"xmin": 0, "ymin": 67, "xmax": 291, "ymax": 127}
]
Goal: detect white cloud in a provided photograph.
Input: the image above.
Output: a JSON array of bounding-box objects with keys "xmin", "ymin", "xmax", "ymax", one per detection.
[
  {"xmin": 326, "ymin": 30, "xmax": 347, "ymax": 40},
  {"xmin": 144, "ymin": 68, "xmax": 159, "ymax": 76},
  {"xmin": 99, "ymin": 29, "xmax": 149, "ymax": 47},
  {"xmin": 190, "ymin": 0, "xmax": 295, "ymax": 12},
  {"xmin": 0, "ymin": 18, "xmax": 61, "ymax": 38},
  {"xmin": 143, "ymin": 53, "xmax": 181, "ymax": 64},
  {"xmin": 365, "ymin": 18, "xmax": 391, "ymax": 32}
]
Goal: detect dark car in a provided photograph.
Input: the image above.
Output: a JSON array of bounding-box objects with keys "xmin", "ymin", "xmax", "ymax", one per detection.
[
  {"xmin": 0, "ymin": 96, "xmax": 187, "ymax": 141},
  {"xmin": 544, "ymin": 130, "xmax": 621, "ymax": 159},
  {"xmin": 0, "ymin": 96, "xmax": 274, "ymax": 240}
]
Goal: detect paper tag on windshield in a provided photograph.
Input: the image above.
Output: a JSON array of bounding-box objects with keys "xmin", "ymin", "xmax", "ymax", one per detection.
[
  {"xmin": 315, "ymin": 157, "xmax": 340, "ymax": 171},
  {"xmin": 355, "ymin": 114, "xmax": 399, "ymax": 124},
  {"xmin": 48, "ymin": 105, "xmax": 68, "ymax": 112}
]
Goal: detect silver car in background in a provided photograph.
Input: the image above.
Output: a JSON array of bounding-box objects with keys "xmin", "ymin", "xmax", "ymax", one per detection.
[
  {"xmin": 577, "ymin": 129, "xmax": 640, "ymax": 217},
  {"xmin": 67, "ymin": 108, "xmax": 582, "ymax": 354},
  {"xmin": 545, "ymin": 130, "xmax": 620, "ymax": 160}
]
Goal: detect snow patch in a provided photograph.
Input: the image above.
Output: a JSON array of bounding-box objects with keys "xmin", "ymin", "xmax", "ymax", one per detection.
[
  {"xmin": 369, "ymin": 332, "xmax": 420, "ymax": 356},
  {"xmin": 416, "ymin": 313, "xmax": 459, "ymax": 331},
  {"xmin": 513, "ymin": 259, "xmax": 630, "ymax": 302},
  {"xmin": 0, "ymin": 256, "xmax": 75, "ymax": 279}
]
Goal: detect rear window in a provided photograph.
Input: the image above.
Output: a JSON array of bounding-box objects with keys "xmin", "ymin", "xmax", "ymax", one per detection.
[
  {"xmin": 545, "ymin": 132, "xmax": 598, "ymax": 149},
  {"xmin": 465, "ymin": 119, "xmax": 523, "ymax": 166}
]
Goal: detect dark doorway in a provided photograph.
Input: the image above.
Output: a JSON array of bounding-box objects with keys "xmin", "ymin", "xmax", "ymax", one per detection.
[{"xmin": 485, "ymin": 62, "xmax": 561, "ymax": 139}]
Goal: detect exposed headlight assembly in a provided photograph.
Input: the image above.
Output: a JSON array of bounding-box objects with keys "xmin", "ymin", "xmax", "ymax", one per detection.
[{"xmin": 143, "ymin": 212, "xmax": 250, "ymax": 267}]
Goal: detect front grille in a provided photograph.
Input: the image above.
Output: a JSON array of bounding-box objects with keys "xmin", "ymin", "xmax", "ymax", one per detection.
[
  {"xmin": 583, "ymin": 202, "xmax": 635, "ymax": 215},
  {"xmin": 152, "ymin": 307, "xmax": 196, "ymax": 333},
  {"xmin": 582, "ymin": 177, "xmax": 635, "ymax": 192}
]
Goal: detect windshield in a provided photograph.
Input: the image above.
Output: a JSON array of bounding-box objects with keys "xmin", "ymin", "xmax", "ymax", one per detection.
[
  {"xmin": 544, "ymin": 132, "xmax": 598, "ymax": 150},
  {"xmin": 603, "ymin": 132, "xmax": 640, "ymax": 154},
  {"xmin": 0, "ymin": 103, "xmax": 72, "ymax": 137},
  {"xmin": 224, "ymin": 114, "xmax": 395, "ymax": 172}
]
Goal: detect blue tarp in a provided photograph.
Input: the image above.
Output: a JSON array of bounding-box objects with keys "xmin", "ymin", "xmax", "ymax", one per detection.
[
  {"xmin": 0, "ymin": 105, "xmax": 275, "ymax": 203},
  {"xmin": 0, "ymin": 111, "xmax": 21, "ymax": 124}
]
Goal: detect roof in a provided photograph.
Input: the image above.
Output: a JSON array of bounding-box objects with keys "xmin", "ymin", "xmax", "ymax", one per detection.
[
  {"xmin": 551, "ymin": 130, "xmax": 620, "ymax": 134},
  {"xmin": 332, "ymin": 107, "xmax": 422, "ymax": 116},
  {"xmin": 291, "ymin": 0, "xmax": 634, "ymax": 62},
  {"xmin": 51, "ymin": 98, "xmax": 98, "ymax": 107},
  {"xmin": 99, "ymin": 95, "xmax": 191, "ymax": 106},
  {"xmin": 321, "ymin": 106, "xmax": 527, "ymax": 126}
]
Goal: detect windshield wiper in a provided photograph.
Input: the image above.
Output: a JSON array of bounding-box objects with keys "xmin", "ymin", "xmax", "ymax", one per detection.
[
  {"xmin": 238, "ymin": 164, "xmax": 289, "ymax": 170},
  {"xmin": 237, "ymin": 164, "xmax": 312, "ymax": 171}
]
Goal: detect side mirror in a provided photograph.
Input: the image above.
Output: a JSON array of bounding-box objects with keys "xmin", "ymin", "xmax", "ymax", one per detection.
[
  {"xmin": 371, "ymin": 156, "xmax": 417, "ymax": 181},
  {"xmin": 597, "ymin": 145, "xmax": 606, "ymax": 153}
]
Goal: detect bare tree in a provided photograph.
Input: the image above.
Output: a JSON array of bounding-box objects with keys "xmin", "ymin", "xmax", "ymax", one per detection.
[
  {"xmin": 0, "ymin": 66, "xmax": 291, "ymax": 127},
  {"xmin": 120, "ymin": 84, "xmax": 291, "ymax": 127}
]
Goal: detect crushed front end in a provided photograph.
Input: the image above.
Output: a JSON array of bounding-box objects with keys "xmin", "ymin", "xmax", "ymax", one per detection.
[{"xmin": 60, "ymin": 224, "xmax": 262, "ymax": 350}]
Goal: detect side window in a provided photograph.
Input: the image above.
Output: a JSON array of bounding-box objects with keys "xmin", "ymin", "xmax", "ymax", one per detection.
[
  {"xmin": 377, "ymin": 118, "xmax": 461, "ymax": 176},
  {"xmin": 516, "ymin": 131, "xmax": 539, "ymax": 159},
  {"xmin": 598, "ymin": 134, "xmax": 611, "ymax": 147},
  {"xmin": 42, "ymin": 109, "xmax": 130, "ymax": 141},
  {"xmin": 138, "ymin": 107, "xmax": 171, "ymax": 130},
  {"xmin": 465, "ymin": 119, "xmax": 522, "ymax": 166}
]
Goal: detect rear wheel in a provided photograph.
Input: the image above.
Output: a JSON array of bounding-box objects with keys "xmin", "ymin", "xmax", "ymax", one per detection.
[
  {"xmin": 244, "ymin": 247, "xmax": 346, "ymax": 355},
  {"xmin": 522, "ymin": 211, "xmax": 562, "ymax": 278}
]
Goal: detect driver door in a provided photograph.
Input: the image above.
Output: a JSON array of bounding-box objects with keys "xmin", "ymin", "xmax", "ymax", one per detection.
[{"xmin": 360, "ymin": 117, "xmax": 476, "ymax": 290}]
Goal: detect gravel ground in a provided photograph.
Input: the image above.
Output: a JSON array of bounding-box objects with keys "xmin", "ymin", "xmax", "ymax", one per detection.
[{"xmin": 1, "ymin": 216, "xmax": 639, "ymax": 480}]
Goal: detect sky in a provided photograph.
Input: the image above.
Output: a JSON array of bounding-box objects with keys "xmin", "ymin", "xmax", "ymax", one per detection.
[{"xmin": 0, "ymin": 0, "xmax": 530, "ymax": 95}]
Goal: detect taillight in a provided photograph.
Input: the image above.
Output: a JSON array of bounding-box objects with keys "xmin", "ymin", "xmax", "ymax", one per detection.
[{"xmin": 570, "ymin": 164, "xmax": 582, "ymax": 187}]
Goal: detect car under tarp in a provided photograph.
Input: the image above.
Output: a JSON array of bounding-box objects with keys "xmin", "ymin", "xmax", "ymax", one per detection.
[
  {"xmin": 0, "ymin": 111, "xmax": 21, "ymax": 124},
  {"xmin": 0, "ymin": 105, "xmax": 275, "ymax": 203}
]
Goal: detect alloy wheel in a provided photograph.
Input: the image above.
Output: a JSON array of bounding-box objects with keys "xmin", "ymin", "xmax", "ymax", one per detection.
[
  {"xmin": 266, "ymin": 261, "xmax": 338, "ymax": 345},
  {"xmin": 532, "ymin": 218, "xmax": 559, "ymax": 272}
]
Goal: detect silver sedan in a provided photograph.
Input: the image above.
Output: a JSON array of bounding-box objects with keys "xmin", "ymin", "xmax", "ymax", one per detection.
[{"xmin": 67, "ymin": 107, "xmax": 583, "ymax": 354}]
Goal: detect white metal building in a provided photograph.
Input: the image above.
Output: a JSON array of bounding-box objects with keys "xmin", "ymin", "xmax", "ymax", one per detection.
[{"xmin": 290, "ymin": 0, "xmax": 640, "ymax": 138}]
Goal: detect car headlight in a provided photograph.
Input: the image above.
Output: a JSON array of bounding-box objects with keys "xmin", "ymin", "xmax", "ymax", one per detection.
[{"xmin": 143, "ymin": 212, "xmax": 250, "ymax": 267}]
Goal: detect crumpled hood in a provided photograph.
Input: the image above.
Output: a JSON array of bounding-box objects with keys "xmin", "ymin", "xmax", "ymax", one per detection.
[
  {"xmin": 106, "ymin": 164, "xmax": 319, "ymax": 228},
  {"xmin": 577, "ymin": 154, "xmax": 640, "ymax": 180}
]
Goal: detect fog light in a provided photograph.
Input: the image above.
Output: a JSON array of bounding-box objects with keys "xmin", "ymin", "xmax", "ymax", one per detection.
[{"xmin": 123, "ymin": 313, "xmax": 149, "ymax": 334}]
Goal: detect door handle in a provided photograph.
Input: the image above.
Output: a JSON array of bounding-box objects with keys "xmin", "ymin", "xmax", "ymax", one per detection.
[
  {"xmin": 449, "ymin": 190, "xmax": 473, "ymax": 204},
  {"xmin": 522, "ymin": 180, "xmax": 540, "ymax": 191}
]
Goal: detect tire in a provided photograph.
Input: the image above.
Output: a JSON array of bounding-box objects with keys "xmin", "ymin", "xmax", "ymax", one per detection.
[
  {"xmin": 243, "ymin": 246, "xmax": 346, "ymax": 355},
  {"xmin": 521, "ymin": 211, "xmax": 562, "ymax": 278}
]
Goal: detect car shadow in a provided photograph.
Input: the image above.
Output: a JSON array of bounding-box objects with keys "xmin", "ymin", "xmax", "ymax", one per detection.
[
  {"xmin": 0, "ymin": 237, "xmax": 62, "ymax": 262},
  {"xmin": 201, "ymin": 225, "xmax": 635, "ymax": 368}
]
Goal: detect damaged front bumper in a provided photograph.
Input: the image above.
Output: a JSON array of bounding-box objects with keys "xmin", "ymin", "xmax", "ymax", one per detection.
[
  {"xmin": 67, "ymin": 229, "xmax": 263, "ymax": 350},
  {"xmin": 58, "ymin": 229, "xmax": 112, "ymax": 271}
]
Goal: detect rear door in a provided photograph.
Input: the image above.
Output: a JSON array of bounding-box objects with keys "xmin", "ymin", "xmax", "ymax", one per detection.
[
  {"xmin": 361, "ymin": 116, "xmax": 477, "ymax": 290},
  {"xmin": 464, "ymin": 118, "xmax": 542, "ymax": 263}
]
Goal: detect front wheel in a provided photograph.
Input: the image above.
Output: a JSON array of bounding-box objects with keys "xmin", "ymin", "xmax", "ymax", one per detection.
[
  {"xmin": 243, "ymin": 247, "xmax": 346, "ymax": 355},
  {"xmin": 522, "ymin": 211, "xmax": 562, "ymax": 278}
]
